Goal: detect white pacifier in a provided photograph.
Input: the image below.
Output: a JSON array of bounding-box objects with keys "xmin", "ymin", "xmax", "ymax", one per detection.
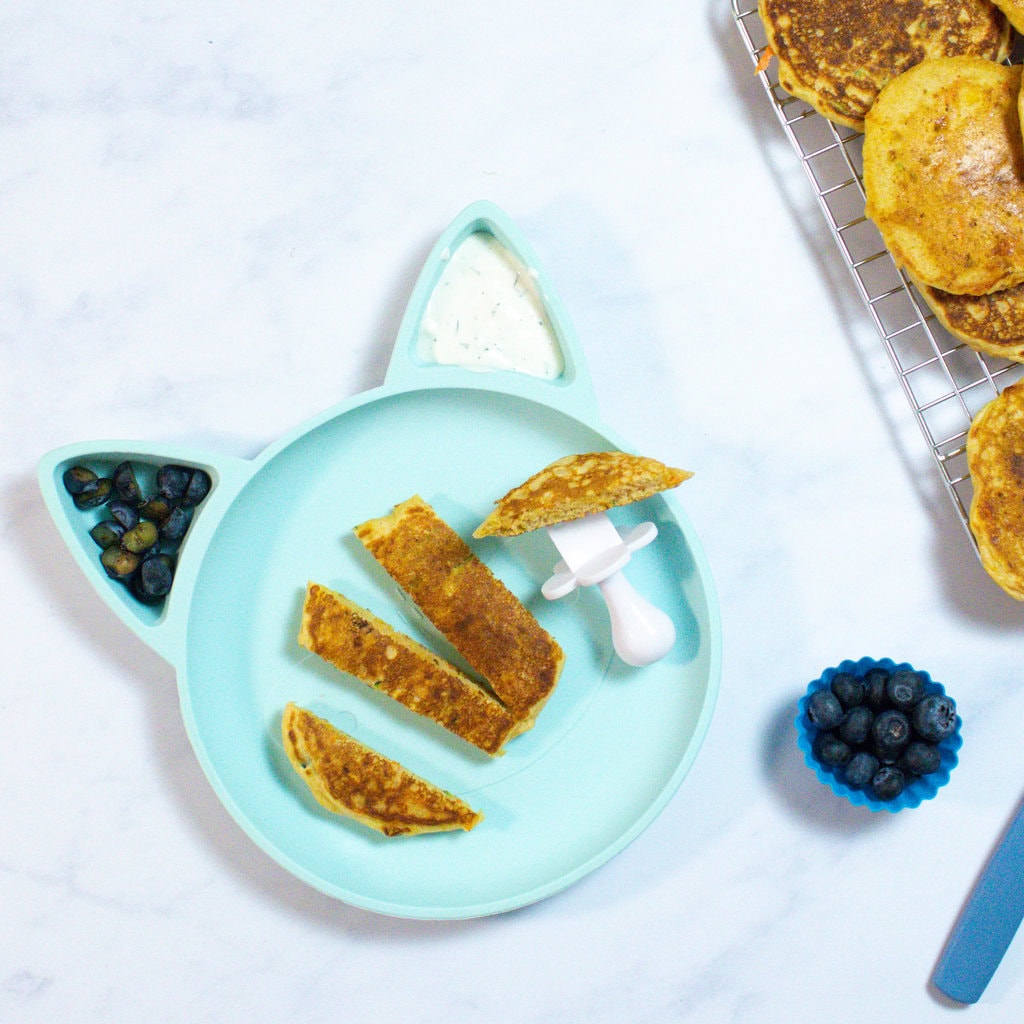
[{"xmin": 542, "ymin": 512, "xmax": 675, "ymax": 667}]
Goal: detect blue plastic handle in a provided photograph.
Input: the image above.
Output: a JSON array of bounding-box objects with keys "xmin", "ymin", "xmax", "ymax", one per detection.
[{"xmin": 933, "ymin": 796, "xmax": 1024, "ymax": 1003}]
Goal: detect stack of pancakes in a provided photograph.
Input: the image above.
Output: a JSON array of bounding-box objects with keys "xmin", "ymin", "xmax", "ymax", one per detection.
[
  {"xmin": 858, "ymin": 55, "xmax": 1024, "ymax": 598},
  {"xmin": 758, "ymin": 0, "xmax": 1011, "ymax": 131},
  {"xmin": 761, "ymin": 4, "xmax": 1024, "ymax": 598},
  {"xmin": 863, "ymin": 56, "xmax": 1024, "ymax": 361}
]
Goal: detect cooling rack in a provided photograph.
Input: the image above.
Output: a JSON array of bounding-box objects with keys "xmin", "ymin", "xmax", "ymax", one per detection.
[{"xmin": 731, "ymin": 0, "xmax": 1024, "ymax": 545}]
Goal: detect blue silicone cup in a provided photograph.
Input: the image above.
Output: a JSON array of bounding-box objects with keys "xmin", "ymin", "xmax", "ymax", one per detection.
[{"xmin": 795, "ymin": 657, "xmax": 962, "ymax": 812}]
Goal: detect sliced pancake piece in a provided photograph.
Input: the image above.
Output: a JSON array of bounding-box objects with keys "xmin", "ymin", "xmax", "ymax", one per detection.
[
  {"xmin": 298, "ymin": 582, "xmax": 524, "ymax": 755},
  {"xmin": 355, "ymin": 496, "xmax": 564, "ymax": 724},
  {"xmin": 967, "ymin": 379, "xmax": 1024, "ymax": 600},
  {"xmin": 863, "ymin": 57, "xmax": 1024, "ymax": 297},
  {"xmin": 914, "ymin": 277, "xmax": 1024, "ymax": 362},
  {"xmin": 473, "ymin": 451, "xmax": 691, "ymax": 538},
  {"xmin": 281, "ymin": 703, "xmax": 482, "ymax": 836},
  {"xmin": 992, "ymin": 0, "xmax": 1024, "ymax": 33},
  {"xmin": 758, "ymin": 0, "xmax": 1010, "ymax": 130}
]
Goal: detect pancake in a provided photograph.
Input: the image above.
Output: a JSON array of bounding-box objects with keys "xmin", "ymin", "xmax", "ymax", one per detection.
[
  {"xmin": 355, "ymin": 496, "xmax": 564, "ymax": 724},
  {"xmin": 863, "ymin": 57, "xmax": 1024, "ymax": 297},
  {"xmin": 992, "ymin": 0, "xmax": 1024, "ymax": 32},
  {"xmin": 473, "ymin": 452, "xmax": 691, "ymax": 538},
  {"xmin": 967, "ymin": 379, "xmax": 1024, "ymax": 600},
  {"xmin": 758, "ymin": 0, "xmax": 1010, "ymax": 130},
  {"xmin": 281, "ymin": 703, "xmax": 482, "ymax": 836},
  {"xmin": 914, "ymin": 277, "xmax": 1024, "ymax": 361},
  {"xmin": 298, "ymin": 582, "xmax": 524, "ymax": 755}
]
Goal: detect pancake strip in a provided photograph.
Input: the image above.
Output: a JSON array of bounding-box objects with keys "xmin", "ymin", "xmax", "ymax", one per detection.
[
  {"xmin": 355, "ymin": 496, "xmax": 564, "ymax": 724},
  {"xmin": 473, "ymin": 451, "xmax": 690, "ymax": 538},
  {"xmin": 282, "ymin": 703, "xmax": 482, "ymax": 836},
  {"xmin": 299, "ymin": 582, "xmax": 523, "ymax": 755}
]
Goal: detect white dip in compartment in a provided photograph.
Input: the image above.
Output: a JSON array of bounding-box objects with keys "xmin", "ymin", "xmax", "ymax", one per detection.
[{"xmin": 417, "ymin": 231, "xmax": 564, "ymax": 379}]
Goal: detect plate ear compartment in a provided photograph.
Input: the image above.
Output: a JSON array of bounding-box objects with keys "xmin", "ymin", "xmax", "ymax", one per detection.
[{"xmin": 37, "ymin": 445, "xmax": 225, "ymax": 653}]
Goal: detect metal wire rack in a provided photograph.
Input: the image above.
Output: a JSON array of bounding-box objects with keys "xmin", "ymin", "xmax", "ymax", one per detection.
[{"xmin": 732, "ymin": 0, "xmax": 1024, "ymax": 545}]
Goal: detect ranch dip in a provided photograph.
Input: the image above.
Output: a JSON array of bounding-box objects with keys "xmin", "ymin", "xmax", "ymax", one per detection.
[{"xmin": 417, "ymin": 231, "xmax": 564, "ymax": 379}]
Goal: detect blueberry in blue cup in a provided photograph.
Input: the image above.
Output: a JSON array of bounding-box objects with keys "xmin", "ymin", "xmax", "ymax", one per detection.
[{"xmin": 796, "ymin": 657, "xmax": 962, "ymax": 812}]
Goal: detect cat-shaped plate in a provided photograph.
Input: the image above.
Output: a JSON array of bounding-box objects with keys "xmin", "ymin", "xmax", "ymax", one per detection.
[{"xmin": 38, "ymin": 201, "xmax": 721, "ymax": 919}]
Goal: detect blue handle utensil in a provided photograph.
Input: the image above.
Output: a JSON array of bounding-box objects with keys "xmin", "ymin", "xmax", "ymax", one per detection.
[{"xmin": 933, "ymin": 796, "xmax": 1024, "ymax": 1003}]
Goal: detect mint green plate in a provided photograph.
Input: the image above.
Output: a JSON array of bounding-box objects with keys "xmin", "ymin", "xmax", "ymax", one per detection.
[{"xmin": 37, "ymin": 202, "xmax": 721, "ymax": 919}]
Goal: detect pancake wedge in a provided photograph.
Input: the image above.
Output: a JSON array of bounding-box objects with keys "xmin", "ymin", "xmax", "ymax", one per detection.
[
  {"xmin": 968, "ymin": 379, "xmax": 1024, "ymax": 600},
  {"xmin": 474, "ymin": 452, "xmax": 691, "ymax": 538},
  {"xmin": 758, "ymin": 0, "xmax": 1010, "ymax": 130},
  {"xmin": 281, "ymin": 703, "xmax": 482, "ymax": 836},
  {"xmin": 298, "ymin": 582, "xmax": 523, "ymax": 755},
  {"xmin": 355, "ymin": 496, "xmax": 564, "ymax": 724},
  {"xmin": 915, "ymin": 278, "xmax": 1024, "ymax": 362},
  {"xmin": 863, "ymin": 57, "xmax": 1024, "ymax": 297}
]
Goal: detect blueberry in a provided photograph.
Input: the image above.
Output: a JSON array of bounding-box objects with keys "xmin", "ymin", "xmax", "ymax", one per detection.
[
  {"xmin": 132, "ymin": 553, "xmax": 174, "ymax": 604},
  {"xmin": 112, "ymin": 461, "xmax": 143, "ymax": 506},
  {"xmin": 872, "ymin": 708, "xmax": 911, "ymax": 761},
  {"xmin": 844, "ymin": 751, "xmax": 880, "ymax": 788},
  {"xmin": 89, "ymin": 519, "xmax": 125, "ymax": 549},
  {"xmin": 813, "ymin": 731, "xmax": 852, "ymax": 768},
  {"xmin": 913, "ymin": 694, "xmax": 958, "ymax": 743},
  {"xmin": 808, "ymin": 688, "xmax": 844, "ymax": 730},
  {"xmin": 871, "ymin": 765, "xmax": 907, "ymax": 801},
  {"xmin": 100, "ymin": 546, "xmax": 138, "ymax": 581},
  {"xmin": 72, "ymin": 477, "xmax": 112, "ymax": 509},
  {"xmin": 899, "ymin": 740, "xmax": 942, "ymax": 777},
  {"xmin": 180, "ymin": 468, "xmax": 211, "ymax": 508},
  {"xmin": 63, "ymin": 465, "xmax": 98, "ymax": 495},
  {"xmin": 108, "ymin": 499, "xmax": 140, "ymax": 531},
  {"xmin": 863, "ymin": 667, "xmax": 890, "ymax": 711},
  {"xmin": 122, "ymin": 520, "xmax": 159, "ymax": 554},
  {"xmin": 138, "ymin": 496, "xmax": 173, "ymax": 525},
  {"xmin": 157, "ymin": 464, "xmax": 192, "ymax": 502},
  {"xmin": 839, "ymin": 705, "xmax": 874, "ymax": 746},
  {"xmin": 160, "ymin": 505, "xmax": 193, "ymax": 543},
  {"xmin": 830, "ymin": 672, "xmax": 865, "ymax": 709},
  {"xmin": 886, "ymin": 669, "xmax": 925, "ymax": 709}
]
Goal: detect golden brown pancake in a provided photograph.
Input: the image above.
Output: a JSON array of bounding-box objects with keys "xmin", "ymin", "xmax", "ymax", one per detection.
[
  {"xmin": 281, "ymin": 703, "xmax": 482, "ymax": 836},
  {"xmin": 863, "ymin": 57, "xmax": 1024, "ymax": 297},
  {"xmin": 473, "ymin": 452, "xmax": 691, "ymax": 538},
  {"xmin": 758, "ymin": 0, "xmax": 1010, "ymax": 131},
  {"xmin": 298, "ymin": 582, "xmax": 524, "ymax": 755},
  {"xmin": 992, "ymin": 0, "xmax": 1024, "ymax": 32},
  {"xmin": 355, "ymin": 496, "xmax": 564, "ymax": 724},
  {"xmin": 967, "ymin": 379, "xmax": 1024, "ymax": 600},
  {"xmin": 915, "ymin": 278, "xmax": 1024, "ymax": 362}
]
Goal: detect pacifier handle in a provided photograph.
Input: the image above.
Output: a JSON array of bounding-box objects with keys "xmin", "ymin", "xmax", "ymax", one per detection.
[{"xmin": 598, "ymin": 572, "xmax": 676, "ymax": 667}]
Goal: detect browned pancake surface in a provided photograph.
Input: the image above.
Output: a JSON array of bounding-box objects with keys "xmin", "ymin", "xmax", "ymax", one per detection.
[
  {"xmin": 968, "ymin": 379, "xmax": 1024, "ymax": 600},
  {"xmin": 759, "ymin": 0, "xmax": 1010, "ymax": 130},
  {"xmin": 281, "ymin": 703, "xmax": 482, "ymax": 836},
  {"xmin": 355, "ymin": 496, "xmax": 564, "ymax": 723},
  {"xmin": 916, "ymin": 279, "xmax": 1024, "ymax": 361},
  {"xmin": 299, "ymin": 582, "xmax": 523, "ymax": 755},
  {"xmin": 863, "ymin": 58, "xmax": 1024, "ymax": 296},
  {"xmin": 473, "ymin": 452, "xmax": 691, "ymax": 538}
]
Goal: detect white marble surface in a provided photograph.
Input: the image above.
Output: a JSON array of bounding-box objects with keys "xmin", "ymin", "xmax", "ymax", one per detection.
[{"xmin": 4, "ymin": 2, "xmax": 1024, "ymax": 1021}]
